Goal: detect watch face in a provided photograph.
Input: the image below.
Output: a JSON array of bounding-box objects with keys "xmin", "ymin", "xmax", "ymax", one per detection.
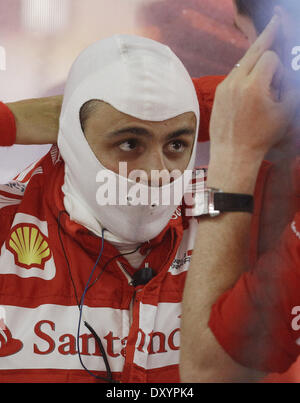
[
  {"xmin": 190, "ymin": 191, "xmax": 207, "ymax": 217},
  {"xmin": 191, "ymin": 187, "xmax": 223, "ymax": 217},
  {"xmin": 186, "ymin": 169, "xmax": 207, "ymax": 217}
]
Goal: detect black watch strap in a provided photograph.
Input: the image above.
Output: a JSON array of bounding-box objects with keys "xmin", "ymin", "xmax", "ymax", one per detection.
[{"xmin": 214, "ymin": 192, "xmax": 254, "ymax": 213}]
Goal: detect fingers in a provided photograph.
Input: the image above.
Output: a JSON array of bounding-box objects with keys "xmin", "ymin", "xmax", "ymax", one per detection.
[
  {"xmin": 232, "ymin": 14, "xmax": 281, "ymax": 77},
  {"xmin": 251, "ymin": 50, "xmax": 282, "ymax": 89}
]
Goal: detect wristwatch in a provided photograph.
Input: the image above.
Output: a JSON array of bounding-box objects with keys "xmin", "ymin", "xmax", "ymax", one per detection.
[{"xmin": 192, "ymin": 187, "xmax": 254, "ymax": 218}]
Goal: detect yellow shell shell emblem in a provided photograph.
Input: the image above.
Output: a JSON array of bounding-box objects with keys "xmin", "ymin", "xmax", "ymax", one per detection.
[{"xmin": 7, "ymin": 224, "xmax": 51, "ymax": 270}]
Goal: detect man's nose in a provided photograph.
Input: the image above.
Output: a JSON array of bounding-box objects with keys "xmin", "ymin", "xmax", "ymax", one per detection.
[
  {"xmin": 135, "ymin": 149, "xmax": 168, "ymax": 187},
  {"xmin": 143, "ymin": 150, "xmax": 170, "ymax": 187}
]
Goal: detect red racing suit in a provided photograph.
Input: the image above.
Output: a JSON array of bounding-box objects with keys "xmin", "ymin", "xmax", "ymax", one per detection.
[
  {"xmin": 0, "ymin": 76, "xmax": 273, "ymax": 383},
  {"xmin": 209, "ymin": 170, "xmax": 300, "ymax": 382}
]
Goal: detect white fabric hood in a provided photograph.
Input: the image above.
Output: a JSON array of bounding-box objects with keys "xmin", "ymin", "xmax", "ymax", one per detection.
[{"xmin": 58, "ymin": 34, "xmax": 200, "ymax": 243}]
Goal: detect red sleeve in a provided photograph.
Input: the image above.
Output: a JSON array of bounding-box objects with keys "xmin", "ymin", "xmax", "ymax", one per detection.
[
  {"xmin": 0, "ymin": 102, "xmax": 16, "ymax": 146},
  {"xmin": 192, "ymin": 76, "xmax": 226, "ymax": 143},
  {"xmin": 209, "ymin": 213, "xmax": 300, "ymax": 374}
]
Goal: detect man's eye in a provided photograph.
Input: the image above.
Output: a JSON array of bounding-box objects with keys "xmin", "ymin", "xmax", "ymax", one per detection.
[
  {"xmin": 119, "ymin": 139, "xmax": 138, "ymax": 152},
  {"xmin": 168, "ymin": 140, "xmax": 186, "ymax": 152}
]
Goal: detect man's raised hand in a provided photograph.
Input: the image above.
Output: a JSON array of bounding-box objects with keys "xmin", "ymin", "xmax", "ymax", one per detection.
[{"xmin": 210, "ymin": 14, "xmax": 300, "ymax": 164}]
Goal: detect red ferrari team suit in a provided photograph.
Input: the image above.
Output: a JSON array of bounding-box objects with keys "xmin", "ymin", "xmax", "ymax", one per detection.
[
  {"xmin": 209, "ymin": 167, "xmax": 300, "ymax": 382},
  {"xmin": 0, "ymin": 73, "xmax": 275, "ymax": 383},
  {"xmin": 0, "ymin": 63, "xmax": 298, "ymax": 383}
]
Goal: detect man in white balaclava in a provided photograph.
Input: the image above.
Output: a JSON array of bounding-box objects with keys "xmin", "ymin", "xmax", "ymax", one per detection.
[
  {"xmin": 59, "ymin": 35, "xmax": 199, "ymax": 240},
  {"xmin": 0, "ymin": 34, "xmax": 204, "ymax": 383},
  {"xmin": 58, "ymin": 34, "xmax": 200, "ymax": 268}
]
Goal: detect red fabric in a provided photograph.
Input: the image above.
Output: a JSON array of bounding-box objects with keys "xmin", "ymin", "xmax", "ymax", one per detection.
[
  {"xmin": 209, "ymin": 210, "xmax": 300, "ymax": 375},
  {"xmin": 1, "ymin": 74, "xmax": 286, "ymax": 383},
  {"xmin": 292, "ymin": 157, "xmax": 300, "ymax": 213},
  {"xmin": 193, "ymin": 75, "xmax": 226, "ymax": 142},
  {"xmin": 0, "ymin": 144, "xmax": 270, "ymax": 383},
  {"xmin": 0, "ymin": 146, "xmax": 189, "ymax": 383},
  {"xmin": 248, "ymin": 160, "xmax": 273, "ymax": 267},
  {"xmin": 0, "ymin": 102, "xmax": 16, "ymax": 146}
]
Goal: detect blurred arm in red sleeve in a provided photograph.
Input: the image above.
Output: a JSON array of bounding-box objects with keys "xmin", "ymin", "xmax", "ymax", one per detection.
[
  {"xmin": 181, "ymin": 15, "xmax": 300, "ymax": 383},
  {"xmin": 209, "ymin": 211, "xmax": 300, "ymax": 375},
  {"xmin": 192, "ymin": 76, "xmax": 225, "ymax": 142},
  {"xmin": 0, "ymin": 102, "xmax": 16, "ymax": 146}
]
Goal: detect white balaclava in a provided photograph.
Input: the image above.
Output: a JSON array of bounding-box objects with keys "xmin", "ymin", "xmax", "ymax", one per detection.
[{"xmin": 58, "ymin": 35, "xmax": 200, "ymax": 244}]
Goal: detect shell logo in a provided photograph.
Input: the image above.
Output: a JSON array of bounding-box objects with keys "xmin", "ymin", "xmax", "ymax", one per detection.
[
  {"xmin": 6, "ymin": 224, "xmax": 52, "ymax": 270},
  {"xmin": 0, "ymin": 325, "xmax": 23, "ymax": 357}
]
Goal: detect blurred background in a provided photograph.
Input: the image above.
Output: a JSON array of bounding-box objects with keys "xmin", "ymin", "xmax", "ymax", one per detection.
[{"xmin": 0, "ymin": 0, "xmax": 247, "ymax": 182}]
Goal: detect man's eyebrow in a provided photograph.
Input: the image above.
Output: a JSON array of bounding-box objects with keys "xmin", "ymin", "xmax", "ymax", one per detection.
[
  {"xmin": 107, "ymin": 126, "xmax": 195, "ymax": 139},
  {"xmin": 108, "ymin": 127, "xmax": 151, "ymax": 137},
  {"xmin": 166, "ymin": 128, "xmax": 195, "ymax": 140}
]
